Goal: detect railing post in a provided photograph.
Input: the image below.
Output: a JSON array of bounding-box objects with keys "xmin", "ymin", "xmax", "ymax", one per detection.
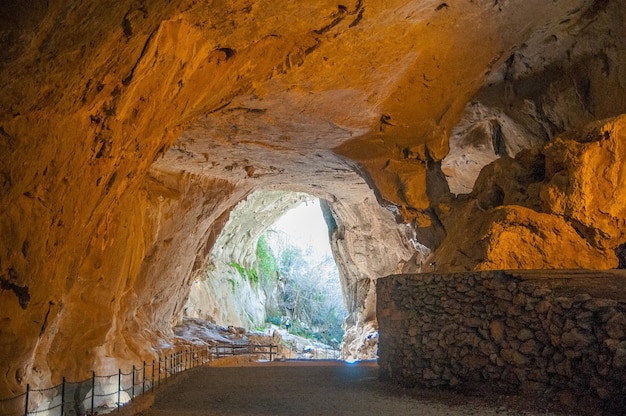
[
  {"xmin": 91, "ymin": 370, "xmax": 96, "ymax": 415},
  {"xmin": 151, "ymin": 359, "xmax": 155, "ymax": 392},
  {"xmin": 131, "ymin": 365, "xmax": 135, "ymax": 399},
  {"xmin": 60, "ymin": 377, "xmax": 65, "ymax": 416},
  {"xmin": 142, "ymin": 361, "xmax": 146, "ymax": 395},
  {"xmin": 158, "ymin": 357, "xmax": 161, "ymax": 387},
  {"xmin": 24, "ymin": 384, "xmax": 29, "ymax": 416},
  {"xmin": 117, "ymin": 369, "xmax": 121, "ymax": 409}
]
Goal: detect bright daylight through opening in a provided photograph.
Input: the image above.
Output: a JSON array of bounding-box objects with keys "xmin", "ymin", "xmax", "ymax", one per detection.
[{"xmin": 183, "ymin": 191, "xmax": 346, "ymax": 360}]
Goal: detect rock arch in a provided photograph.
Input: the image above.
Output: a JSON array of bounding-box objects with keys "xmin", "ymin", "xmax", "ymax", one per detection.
[{"xmin": 1, "ymin": 0, "xmax": 626, "ymax": 404}]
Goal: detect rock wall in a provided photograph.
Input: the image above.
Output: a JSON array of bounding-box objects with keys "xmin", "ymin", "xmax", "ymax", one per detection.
[
  {"xmin": 417, "ymin": 114, "xmax": 626, "ymax": 273},
  {"xmin": 185, "ymin": 191, "xmax": 310, "ymax": 328},
  {"xmin": 377, "ymin": 270, "xmax": 626, "ymax": 414},
  {"xmin": 1, "ymin": 0, "xmax": 625, "ymax": 403},
  {"xmin": 323, "ymin": 198, "xmax": 416, "ymax": 360}
]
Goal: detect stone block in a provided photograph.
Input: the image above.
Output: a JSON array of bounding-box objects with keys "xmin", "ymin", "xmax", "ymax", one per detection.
[
  {"xmin": 535, "ymin": 300, "xmax": 552, "ymax": 314},
  {"xmin": 584, "ymin": 298, "xmax": 618, "ymax": 311},
  {"xmin": 519, "ymin": 339, "xmax": 540, "ymax": 356},
  {"xmin": 563, "ymin": 318, "xmax": 576, "ymax": 331},
  {"xmin": 516, "ymin": 328, "xmax": 534, "ymax": 341},
  {"xmin": 455, "ymin": 282, "xmax": 470, "ymax": 293},
  {"xmin": 555, "ymin": 359, "xmax": 572, "ymax": 377},
  {"xmin": 479, "ymin": 340, "xmax": 497, "ymax": 356},
  {"xmin": 422, "ymin": 367, "xmax": 440, "ymax": 380},
  {"xmin": 606, "ymin": 312, "xmax": 626, "ymax": 339},
  {"xmin": 466, "ymin": 317, "xmax": 483, "ymax": 328},
  {"xmin": 506, "ymin": 305, "xmax": 523, "ymax": 316},
  {"xmin": 494, "ymin": 290, "xmax": 513, "ymax": 301},
  {"xmin": 528, "ymin": 368, "xmax": 549, "ymax": 383},
  {"xmin": 501, "ymin": 348, "xmax": 529, "ymax": 366},
  {"xmin": 460, "ymin": 354, "xmax": 489, "ymax": 370},
  {"xmin": 612, "ymin": 341, "xmax": 626, "ymax": 369},
  {"xmin": 532, "ymin": 288, "xmax": 552, "ymax": 298},
  {"xmin": 560, "ymin": 328, "xmax": 595, "ymax": 349},
  {"xmin": 555, "ymin": 297, "xmax": 574, "ymax": 309},
  {"xmin": 489, "ymin": 320, "xmax": 505, "ymax": 343}
]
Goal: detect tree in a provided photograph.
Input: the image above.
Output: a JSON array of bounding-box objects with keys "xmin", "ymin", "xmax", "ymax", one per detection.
[{"xmin": 256, "ymin": 231, "xmax": 346, "ymax": 345}]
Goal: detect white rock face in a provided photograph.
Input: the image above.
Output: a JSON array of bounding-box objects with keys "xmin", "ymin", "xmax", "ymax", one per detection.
[
  {"xmin": 183, "ymin": 190, "xmax": 416, "ymax": 360},
  {"xmin": 185, "ymin": 191, "xmax": 309, "ymax": 328},
  {"xmin": 442, "ymin": 102, "xmax": 543, "ymax": 195}
]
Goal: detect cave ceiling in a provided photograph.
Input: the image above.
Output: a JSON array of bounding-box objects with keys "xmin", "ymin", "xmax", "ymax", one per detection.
[{"xmin": 0, "ymin": 0, "xmax": 625, "ymax": 398}]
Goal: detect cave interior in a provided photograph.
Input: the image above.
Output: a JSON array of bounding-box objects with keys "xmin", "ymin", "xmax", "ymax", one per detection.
[{"xmin": 1, "ymin": 0, "xmax": 626, "ymax": 410}]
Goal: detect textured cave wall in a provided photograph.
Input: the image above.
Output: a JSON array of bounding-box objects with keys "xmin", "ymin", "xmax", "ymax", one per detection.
[
  {"xmin": 415, "ymin": 0, "xmax": 626, "ymax": 271},
  {"xmin": 321, "ymin": 197, "xmax": 417, "ymax": 359},
  {"xmin": 183, "ymin": 190, "xmax": 417, "ymax": 360},
  {"xmin": 1, "ymin": 0, "xmax": 625, "ymax": 401},
  {"xmin": 424, "ymin": 115, "xmax": 626, "ymax": 272},
  {"xmin": 184, "ymin": 191, "xmax": 311, "ymax": 328}
]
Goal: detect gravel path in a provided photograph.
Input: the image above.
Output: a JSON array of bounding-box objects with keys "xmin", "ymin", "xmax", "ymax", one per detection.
[{"xmin": 129, "ymin": 361, "xmax": 574, "ymax": 416}]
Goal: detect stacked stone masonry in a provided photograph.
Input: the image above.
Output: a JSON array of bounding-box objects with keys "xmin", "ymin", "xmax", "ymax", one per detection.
[{"xmin": 377, "ymin": 270, "xmax": 626, "ymax": 414}]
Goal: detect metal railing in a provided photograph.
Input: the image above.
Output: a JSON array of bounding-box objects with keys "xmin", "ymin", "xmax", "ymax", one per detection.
[
  {"xmin": 210, "ymin": 343, "xmax": 276, "ymax": 361},
  {"xmin": 0, "ymin": 343, "xmax": 275, "ymax": 416}
]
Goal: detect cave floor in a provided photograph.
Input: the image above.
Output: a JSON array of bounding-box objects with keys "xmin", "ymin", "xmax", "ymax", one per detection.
[{"xmin": 124, "ymin": 361, "xmax": 574, "ymax": 416}]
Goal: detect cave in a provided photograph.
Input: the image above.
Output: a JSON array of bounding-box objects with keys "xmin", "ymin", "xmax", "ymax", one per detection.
[
  {"xmin": 182, "ymin": 191, "xmax": 351, "ymax": 357},
  {"xmin": 1, "ymin": 0, "xmax": 626, "ymax": 413}
]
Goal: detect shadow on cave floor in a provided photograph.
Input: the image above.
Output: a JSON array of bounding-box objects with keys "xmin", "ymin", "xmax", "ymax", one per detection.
[{"xmin": 125, "ymin": 362, "xmax": 574, "ymax": 416}]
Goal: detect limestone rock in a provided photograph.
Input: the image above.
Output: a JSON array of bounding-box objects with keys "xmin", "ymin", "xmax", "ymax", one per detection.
[
  {"xmin": 428, "ymin": 116, "xmax": 626, "ymax": 272},
  {"xmin": 0, "ymin": 0, "xmax": 625, "ymax": 402}
]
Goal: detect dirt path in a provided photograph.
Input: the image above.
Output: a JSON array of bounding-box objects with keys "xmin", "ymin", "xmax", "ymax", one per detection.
[{"xmin": 129, "ymin": 361, "xmax": 573, "ymax": 416}]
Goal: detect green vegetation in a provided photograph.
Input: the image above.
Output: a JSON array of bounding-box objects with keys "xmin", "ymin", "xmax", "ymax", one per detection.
[
  {"xmin": 256, "ymin": 234, "xmax": 278, "ymax": 284},
  {"xmin": 226, "ymin": 278, "xmax": 236, "ymax": 293},
  {"xmin": 228, "ymin": 261, "xmax": 259, "ymax": 284},
  {"xmin": 256, "ymin": 232, "xmax": 346, "ymax": 346},
  {"xmin": 222, "ymin": 231, "xmax": 345, "ymax": 346}
]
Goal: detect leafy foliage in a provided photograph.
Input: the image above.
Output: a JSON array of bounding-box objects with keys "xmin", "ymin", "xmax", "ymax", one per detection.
[
  {"xmin": 256, "ymin": 231, "xmax": 346, "ymax": 345},
  {"xmin": 256, "ymin": 234, "xmax": 278, "ymax": 284},
  {"xmin": 228, "ymin": 262, "xmax": 259, "ymax": 284}
]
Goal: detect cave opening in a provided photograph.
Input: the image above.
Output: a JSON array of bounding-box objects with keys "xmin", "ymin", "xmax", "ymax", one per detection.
[
  {"xmin": 184, "ymin": 190, "xmax": 347, "ymax": 359},
  {"xmin": 263, "ymin": 198, "xmax": 347, "ymax": 350}
]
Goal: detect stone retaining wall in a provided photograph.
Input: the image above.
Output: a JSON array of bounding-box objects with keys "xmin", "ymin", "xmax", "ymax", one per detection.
[{"xmin": 377, "ymin": 270, "xmax": 626, "ymax": 414}]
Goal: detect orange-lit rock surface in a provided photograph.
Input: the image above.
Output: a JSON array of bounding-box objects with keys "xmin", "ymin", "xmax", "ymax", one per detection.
[
  {"xmin": 420, "ymin": 115, "xmax": 626, "ymax": 272},
  {"xmin": 1, "ymin": 0, "xmax": 626, "ymax": 401}
]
